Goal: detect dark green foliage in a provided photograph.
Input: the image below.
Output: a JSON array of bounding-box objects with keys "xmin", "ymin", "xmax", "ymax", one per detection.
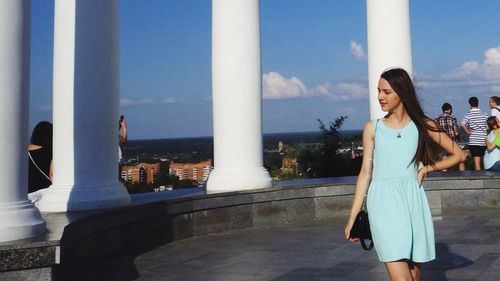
[
  {"xmin": 177, "ymin": 179, "xmax": 197, "ymax": 189},
  {"xmin": 120, "ymin": 116, "xmax": 364, "ymax": 184},
  {"xmin": 122, "ymin": 137, "xmax": 213, "ymax": 164},
  {"xmin": 302, "ymin": 116, "xmax": 361, "ymax": 178},
  {"xmin": 153, "ymin": 161, "xmax": 179, "ymax": 187},
  {"xmin": 297, "ymin": 149, "xmax": 320, "ymax": 178},
  {"xmin": 124, "ymin": 182, "xmax": 155, "ymax": 194},
  {"xmin": 264, "ymin": 115, "xmax": 363, "ymax": 180},
  {"xmin": 264, "ymin": 152, "xmax": 282, "ymax": 174}
]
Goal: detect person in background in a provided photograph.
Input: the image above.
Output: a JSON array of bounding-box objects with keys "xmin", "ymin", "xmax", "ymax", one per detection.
[
  {"xmin": 489, "ymin": 96, "xmax": 500, "ymax": 121},
  {"xmin": 119, "ymin": 115, "xmax": 127, "ymax": 163},
  {"xmin": 461, "ymin": 97, "xmax": 488, "ymax": 170},
  {"xmin": 435, "ymin": 103, "xmax": 464, "ymax": 171},
  {"xmin": 28, "ymin": 121, "xmax": 53, "ymax": 202},
  {"xmin": 484, "ymin": 116, "xmax": 500, "ymax": 171},
  {"xmin": 345, "ymin": 68, "xmax": 465, "ymax": 281}
]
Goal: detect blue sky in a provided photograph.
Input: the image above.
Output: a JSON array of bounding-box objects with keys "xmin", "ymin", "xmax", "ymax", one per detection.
[{"xmin": 30, "ymin": 1, "xmax": 500, "ymax": 139}]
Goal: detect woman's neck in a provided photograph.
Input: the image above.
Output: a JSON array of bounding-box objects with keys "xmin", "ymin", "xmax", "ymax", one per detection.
[{"xmin": 385, "ymin": 108, "xmax": 410, "ymax": 127}]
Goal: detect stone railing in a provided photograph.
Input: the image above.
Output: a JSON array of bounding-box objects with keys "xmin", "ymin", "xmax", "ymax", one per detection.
[{"xmin": 1, "ymin": 172, "xmax": 499, "ymax": 280}]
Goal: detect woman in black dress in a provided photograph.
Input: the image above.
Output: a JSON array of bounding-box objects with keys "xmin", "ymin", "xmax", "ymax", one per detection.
[{"xmin": 28, "ymin": 121, "xmax": 53, "ymax": 199}]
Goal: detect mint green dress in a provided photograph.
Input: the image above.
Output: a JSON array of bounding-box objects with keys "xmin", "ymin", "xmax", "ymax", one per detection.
[{"xmin": 367, "ymin": 119, "xmax": 435, "ymax": 263}]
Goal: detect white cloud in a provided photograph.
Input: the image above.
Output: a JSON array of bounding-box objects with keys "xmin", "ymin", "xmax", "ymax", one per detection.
[
  {"xmin": 310, "ymin": 82, "xmax": 368, "ymax": 101},
  {"xmin": 485, "ymin": 46, "xmax": 500, "ymax": 65},
  {"xmin": 312, "ymin": 82, "xmax": 334, "ymax": 97},
  {"xmin": 263, "ymin": 72, "xmax": 308, "ymax": 99},
  {"xmin": 162, "ymin": 97, "xmax": 178, "ymax": 104},
  {"xmin": 444, "ymin": 46, "xmax": 500, "ymax": 81},
  {"xmin": 120, "ymin": 97, "xmax": 180, "ymax": 106},
  {"xmin": 120, "ymin": 98, "xmax": 155, "ymax": 106},
  {"xmin": 332, "ymin": 83, "xmax": 368, "ymax": 101},
  {"xmin": 444, "ymin": 61, "xmax": 481, "ymax": 79},
  {"xmin": 350, "ymin": 41, "xmax": 366, "ymax": 60},
  {"xmin": 262, "ymin": 71, "xmax": 368, "ymax": 101}
]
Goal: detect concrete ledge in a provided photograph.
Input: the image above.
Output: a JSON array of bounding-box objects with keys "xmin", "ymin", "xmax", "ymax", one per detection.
[{"xmin": 1, "ymin": 172, "xmax": 499, "ymax": 280}]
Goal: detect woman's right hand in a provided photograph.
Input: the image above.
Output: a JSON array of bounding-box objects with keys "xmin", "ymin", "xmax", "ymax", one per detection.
[{"xmin": 344, "ymin": 220, "xmax": 358, "ymax": 242}]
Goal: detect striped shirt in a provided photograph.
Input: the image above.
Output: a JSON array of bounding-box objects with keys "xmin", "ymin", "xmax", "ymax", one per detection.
[
  {"xmin": 435, "ymin": 112, "xmax": 458, "ymax": 139},
  {"xmin": 462, "ymin": 108, "xmax": 488, "ymax": 146}
]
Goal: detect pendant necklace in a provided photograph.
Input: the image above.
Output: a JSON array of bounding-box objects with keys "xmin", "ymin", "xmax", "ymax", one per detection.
[{"xmin": 396, "ymin": 128, "xmax": 403, "ymax": 138}]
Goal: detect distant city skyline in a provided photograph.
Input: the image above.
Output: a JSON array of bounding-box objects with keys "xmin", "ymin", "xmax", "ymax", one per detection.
[{"xmin": 30, "ymin": 1, "xmax": 500, "ymax": 139}]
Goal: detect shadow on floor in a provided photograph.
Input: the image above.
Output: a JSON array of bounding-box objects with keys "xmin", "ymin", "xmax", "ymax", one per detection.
[
  {"xmin": 70, "ymin": 249, "xmax": 149, "ymax": 281},
  {"xmin": 269, "ymin": 243, "xmax": 474, "ymax": 281},
  {"xmin": 422, "ymin": 243, "xmax": 474, "ymax": 281}
]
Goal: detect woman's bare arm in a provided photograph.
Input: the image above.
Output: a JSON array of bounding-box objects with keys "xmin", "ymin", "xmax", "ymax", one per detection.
[
  {"xmin": 418, "ymin": 120, "xmax": 466, "ymax": 184},
  {"xmin": 486, "ymin": 133, "xmax": 496, "ymax": 151},
  {"xmin": 49, "ymin": 160, "xmax": 53, "ymax": 181},
  {"xmin": 345, "ymin": 121, "xmax": 375, "ymax": 241}
]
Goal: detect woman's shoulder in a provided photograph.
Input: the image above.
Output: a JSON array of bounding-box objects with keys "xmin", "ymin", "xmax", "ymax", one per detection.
[
  {"xmin": 28, "ymin": 144, "xmax": 43, "ymax": 151},
  {"xmin": 362, "ymin": 119, "xmax": 379, "ymax": 137},
  {"xmin": 29, "ymin": 146, "xmax": 52, "ymax": 157},
  {"xmin": 364, "ymin": 120, "xmax": 375, "ymax": 129}
]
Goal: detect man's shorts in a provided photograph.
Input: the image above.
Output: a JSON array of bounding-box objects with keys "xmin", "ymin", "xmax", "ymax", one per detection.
[{"xmin": 469, "ymin": 145, "xmax": 486, "ymax": 157}]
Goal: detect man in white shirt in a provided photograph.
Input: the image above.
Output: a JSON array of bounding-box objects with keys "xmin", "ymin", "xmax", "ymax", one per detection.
[
  {"xmin": 461, "ymin": 97, "xmax": 488, "ymax": 170},
  {"xmin": 489, "ymin": 96, "xmax": 500, "ymax": 121}
]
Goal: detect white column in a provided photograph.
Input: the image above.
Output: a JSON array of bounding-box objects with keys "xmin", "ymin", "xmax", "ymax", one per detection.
[
  {"xmin": 207, "ymin": 0, "xmax": 272, "ymax": 191},
  {"xmin": 0, "ymin": 0, "xmax": 46, "ymax": 242},
  {"xmin": 367, "ymin": 0, "xmax": 413, "ymax": 119},
  {"xmin": 37, "ymin": 0, "xmax": 130, "ymax": 212}
]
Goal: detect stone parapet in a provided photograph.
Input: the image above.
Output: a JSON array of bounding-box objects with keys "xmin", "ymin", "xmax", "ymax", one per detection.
[{"xmin": 1, "ymin": 172, "xmax": 499, "ymax": 280}]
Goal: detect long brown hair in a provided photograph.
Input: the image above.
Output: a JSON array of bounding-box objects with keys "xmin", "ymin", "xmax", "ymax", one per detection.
[{"xmin": 380, "ymin": 68, "xmax": 441, "ymax": 166}]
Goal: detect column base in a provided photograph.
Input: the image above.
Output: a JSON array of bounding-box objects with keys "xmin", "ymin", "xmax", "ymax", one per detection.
[
  {"xmin": 36, "ymin": 181, "xmax": 131, "ymax": 212},
  {"xmin": 0, "ymin": 200, "xmax": 46, "ymax": 242},
  {"xmin": 206, "ymin": 167, "xmax": 272, "ymax": 192}
]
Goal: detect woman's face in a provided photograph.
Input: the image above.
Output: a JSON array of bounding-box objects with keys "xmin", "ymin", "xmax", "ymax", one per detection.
[{"xmin": 378, "ymin": 78, "xmax": 402, "ymax": 112}]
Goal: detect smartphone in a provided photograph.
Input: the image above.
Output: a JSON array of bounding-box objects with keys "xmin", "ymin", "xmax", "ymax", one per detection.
[{"xmin": 119, "ymin": 115, "xmax": 125, "ymax": 128}]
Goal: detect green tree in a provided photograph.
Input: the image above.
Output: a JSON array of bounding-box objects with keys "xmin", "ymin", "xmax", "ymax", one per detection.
[
  {"xmin": 297, "ymin": 148, "xmax": 321, "ymax": 178},
  {"xmin": 124, "ymin": 181, "xmax": 154, "ymax": 194},
  {"xmin": 177, "ymin": 179, "xmax": 197, "ymax": 189},
  {"xmin": 264, "ymin": 151, "xmax": 282, "ymax": 173},
  {"xmin": 314, "ymin": 116, "xmax": 358, "ymax": 177},
  {"xmin": 282, "ymin": 144, "xmax": 299, "ymax": 158},
  {"xmin": 278, "ymin": 169, "xmax": 301, "ymax": 181},
  {"xmin": 153, "ymin": 161, "xmax": 179, "ymax": 187}
]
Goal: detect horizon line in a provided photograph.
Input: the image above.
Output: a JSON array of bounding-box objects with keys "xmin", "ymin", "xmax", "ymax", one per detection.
[{"xmin": 127, "ymin": 129, "xmax": 363, "ymax": 142}]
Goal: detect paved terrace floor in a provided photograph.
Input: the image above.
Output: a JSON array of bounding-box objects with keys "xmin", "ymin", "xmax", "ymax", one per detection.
[{"xmin": 77, "ymin": 207, "xmax": 500, "ymax": 281}]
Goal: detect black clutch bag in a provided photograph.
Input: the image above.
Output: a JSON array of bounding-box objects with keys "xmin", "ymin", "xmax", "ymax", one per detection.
[{"xmin": 349, "ymin": 210, "xmax": 373, "ymax": 250}]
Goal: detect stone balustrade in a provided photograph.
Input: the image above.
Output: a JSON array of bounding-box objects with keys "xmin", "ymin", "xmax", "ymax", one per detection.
[{"xmin": 1, "ymin": 172, "xmax": 499, "ymax": 280}]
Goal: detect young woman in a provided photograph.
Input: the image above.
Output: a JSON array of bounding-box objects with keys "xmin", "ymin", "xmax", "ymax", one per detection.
[
  {"xmin": 28, "ymin": 121, "xmax": 53, "ymax": 202},
  {"xmin": 484, "ymin": 116, "xmax": 500, "ymax": 171},
  {"xmin": 344, "ymin": 68, "xmax": 466, "ymax": 281}
]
